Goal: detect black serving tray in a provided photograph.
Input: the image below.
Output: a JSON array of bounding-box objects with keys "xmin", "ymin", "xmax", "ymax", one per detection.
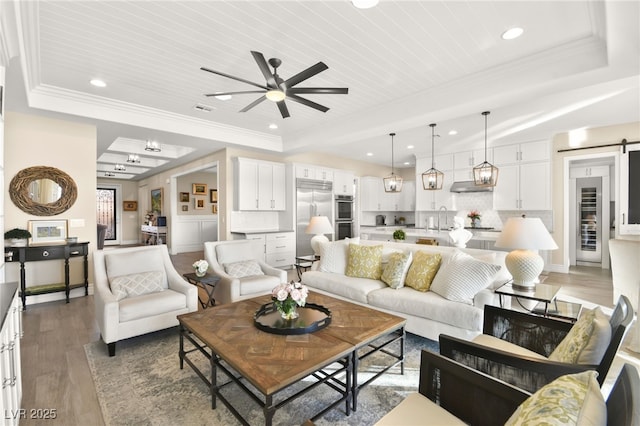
[{"xmin": 254, "ymin": 302, "xmax": 331, "ymax": 335}]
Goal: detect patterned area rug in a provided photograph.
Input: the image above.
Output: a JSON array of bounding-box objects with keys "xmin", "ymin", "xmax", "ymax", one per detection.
[{"xmin": 84, "ymin": 328, "xmax": 438, "ymax": 426}]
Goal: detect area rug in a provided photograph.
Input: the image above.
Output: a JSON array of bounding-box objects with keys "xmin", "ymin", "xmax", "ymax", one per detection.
[{"xmin": 84, "ymin": 328, "xmax": 438, "ymax": 426}]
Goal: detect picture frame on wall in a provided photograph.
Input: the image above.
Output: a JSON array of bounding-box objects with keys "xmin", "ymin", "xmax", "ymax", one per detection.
[
  {"xmin": 123, "ymin": 201, "xmax": 138, "ymax": 211},
  {"xmin": 179, "ymin": 192, "xmax": 189, "ymax": 202},
  {"xmin": 28, "ymin": 220, "xmax": 68, "ymax": 245},
  {"xmin": 182, "ymin": 205, "xmax": 188, "ymax": 212},
  {"xmin": 212, "ymin": 204, "xmax": 218, "ymax": 214},
  {"xmin": 195, "ymin": 199, "xmax": 205, "ymax": 210},
  {"xmin": 192, "ymin": 183, "xmax": 207, "ymax": 195},
  {"xmin": 150, "ymin": 188, "xmax": 163, "ymax": 214},
  {"xmin": 210, "ymin": 189, "xmax": 217, "ymax": 203}
]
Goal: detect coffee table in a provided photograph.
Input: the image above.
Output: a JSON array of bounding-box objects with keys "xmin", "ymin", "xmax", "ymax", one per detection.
[{"xmin": 177, "ymin": 292, "xmax": 406, "ymax": 425}]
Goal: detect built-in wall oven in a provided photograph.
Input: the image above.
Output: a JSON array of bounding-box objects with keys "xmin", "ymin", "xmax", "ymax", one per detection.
[{"xmin": 335, "ymin": 195, "xmax": 354, "ymax": 240}]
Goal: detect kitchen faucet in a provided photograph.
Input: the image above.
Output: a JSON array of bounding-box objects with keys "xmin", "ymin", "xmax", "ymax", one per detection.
[{"xmin": 437, "ymin": 206, "xmax": 448, "ymax": 231}]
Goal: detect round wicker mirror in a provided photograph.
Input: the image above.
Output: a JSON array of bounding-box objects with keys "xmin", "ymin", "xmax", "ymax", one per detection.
[{"xmin": 9, "ymin": 166, "xmax": 78, "ymax": 216}]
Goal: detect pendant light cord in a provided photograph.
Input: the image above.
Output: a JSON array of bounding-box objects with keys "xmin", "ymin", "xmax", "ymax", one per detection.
[
  {"xmin": 429, "ymin": 123, "xmax": 437, "ymax": 168},
  {"xmin": 389, "ymin": 132, "xmax": 396, "ymax": 175},
  {"xmin": 482, "ymin": 111, "xmax": 490, "ymax": 161}
]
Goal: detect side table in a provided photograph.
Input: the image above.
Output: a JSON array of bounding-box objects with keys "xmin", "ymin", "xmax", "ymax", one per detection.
[
  {"xmin": 495, "ymin": 282, "xmax": 582, "ymax": 323},
  {"xmin": 183, "ymin": 272, "xmax": 219, "ymax": 309},
  {"xmin": 294, "ymin": 255, "xmax": 320, "ymax": 281}
]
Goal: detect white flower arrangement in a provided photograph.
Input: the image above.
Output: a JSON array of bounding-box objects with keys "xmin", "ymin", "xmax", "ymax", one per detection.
[
  {"xmin": 272, "ymin": 281, "xmax": 309, "ymax": 317},
  {"xmin": 192, "ymin": 259, "xmax": 209, "ymax": 275}
]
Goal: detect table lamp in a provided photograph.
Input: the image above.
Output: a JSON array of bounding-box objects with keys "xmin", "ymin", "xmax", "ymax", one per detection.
[
  {"xmin": 306, "ymin": 216, "xmax": 334, "ymax": 256},
  {"xmin": 495, "ymin": 216, "xmax": 558, "ymax": 291}
]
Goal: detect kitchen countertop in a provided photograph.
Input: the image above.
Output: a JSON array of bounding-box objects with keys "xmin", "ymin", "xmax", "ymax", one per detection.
[
  {"xmin": 230, "ymin": 229, "xmax": 295, "ymax": 234},
  {"xmin": 359, "ymin": 227, "xmax": 502, "ymax": 241}
]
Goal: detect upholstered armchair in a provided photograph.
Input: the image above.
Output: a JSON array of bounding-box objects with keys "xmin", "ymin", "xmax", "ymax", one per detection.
[
  {"xmin": 93, "ymin": 245, "xmax": 198, "ymax": 356},
  {"xmin": 376, "ymin": 350, "xmax": 639, "ymax": 426},
  {"xmin": 204, "ymin": 240, "xmax": 287, "ymax": 305},
  {"xmin": 609, "ymin": 238, "xmax": 640, "ymax": 352},
  {"xmin": 439, "ymin": 296, "xmax": 633, "ymax": 393}
]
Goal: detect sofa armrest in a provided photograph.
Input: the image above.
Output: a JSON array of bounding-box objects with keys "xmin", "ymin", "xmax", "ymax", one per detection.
[
  {"xmin": 210, "ymin": 264, "xmax": 241, "ymax": 305},
  {"xmin": 259, "ymin": 261, "xmax": 287, "ymax": 282},
  {"xmin": 439, "ymin": 334, "xmax": 595, "ymax": 393},
  {"xmin": 93, "ymin": 268, "xmax": 119, "ymax": 344}
]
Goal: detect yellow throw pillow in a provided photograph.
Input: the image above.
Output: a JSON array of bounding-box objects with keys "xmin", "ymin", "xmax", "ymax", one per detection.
[
  {"xmin": 381, "ymin": 251, "xmax": 413, "ymax": 289},
  {"xmin": 405, "ymin": 251, "xmax": 442, "ymax": 292},
  {"xmin": 346, "ymin": 244, "xmax": 383, "ymax": 279}
]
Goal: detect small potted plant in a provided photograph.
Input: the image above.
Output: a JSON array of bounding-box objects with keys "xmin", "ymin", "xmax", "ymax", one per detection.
[
  {"xmin": 467, "ymin": 210, "xmax": 482, "ymax": 228},
  {"xmin": 4, "ymin": 228, "xmax": 31, "ymax": 247},
  {"xmin": 393, "ymin": 229, "xmax": 406, "ymax": 242}
]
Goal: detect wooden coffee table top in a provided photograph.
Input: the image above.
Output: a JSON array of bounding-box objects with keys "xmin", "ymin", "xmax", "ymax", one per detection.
[{"xmin": 177, "ymin": 292, "xmax": 406, "ymax": 396}]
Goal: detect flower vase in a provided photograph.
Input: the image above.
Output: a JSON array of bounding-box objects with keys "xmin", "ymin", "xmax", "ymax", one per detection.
[
  {"xmin": 275, "ymin": 299, "xmax": 299, "ymax": 320},
  {"xmin": 195, "ymin": 269, "xmax": 207, "ymax": 278},
  {"xmin": 471, "ymin": 218, "xmax": 480, "ymax": 228}
]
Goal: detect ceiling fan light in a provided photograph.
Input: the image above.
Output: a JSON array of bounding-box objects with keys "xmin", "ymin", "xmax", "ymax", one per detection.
[{"xmin": 266, "ymin": 90, "xmax": 286, "ymax": 102}]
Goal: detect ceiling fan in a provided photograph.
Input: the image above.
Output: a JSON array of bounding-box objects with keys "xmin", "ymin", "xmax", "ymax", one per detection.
[{"xmin": 201, "ymin": 51, "xmax": 348, "ymax": 118}]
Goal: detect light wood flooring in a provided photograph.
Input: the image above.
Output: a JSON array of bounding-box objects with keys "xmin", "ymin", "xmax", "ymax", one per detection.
[{"xmin": 16, "ymin": 251, "xmax": 629, "ymax": 425}]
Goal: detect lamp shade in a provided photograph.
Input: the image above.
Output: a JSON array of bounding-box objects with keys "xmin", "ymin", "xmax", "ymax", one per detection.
[
  {"xmin": 495, "ymin": 217, "xmax": 558, "ymax": 250},
  {"xmin": 305, "ymin": 216, "xmax": 334, "ymax": 235}
]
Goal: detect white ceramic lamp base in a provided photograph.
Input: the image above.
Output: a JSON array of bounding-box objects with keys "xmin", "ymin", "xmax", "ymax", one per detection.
[
  {"xmin": 310, "ymin": 234, "xmax": 329, "ymax": 256},
  {"xmin": 505, "ymin": 249, "xmax": 543, "ymax": 291}
]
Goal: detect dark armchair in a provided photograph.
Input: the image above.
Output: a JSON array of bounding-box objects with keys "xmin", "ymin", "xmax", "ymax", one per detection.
[{"xmin": 439, "ymin": 295, "xmax": 634, "ymax": 393}]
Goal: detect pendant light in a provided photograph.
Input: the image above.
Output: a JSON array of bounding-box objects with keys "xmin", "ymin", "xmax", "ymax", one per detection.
[
  {"xmin": 383, "ymin": 132, "xmax": 403, "ymax": 193},
  {"xmin": 421, "ymin": 123, "xmax": 444, "ymax": 190},
  {"xmin": 473, "ymin": 111, "xmax": 499, "ymax": 187}
]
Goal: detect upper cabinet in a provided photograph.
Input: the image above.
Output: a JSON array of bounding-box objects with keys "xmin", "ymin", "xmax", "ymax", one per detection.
[
  {"xmin": 295, "ymin": 164, "xmax": 333, "ymax": 182},
  {"xmin": 360, "ymin": 176, "xmax": 412, "ymax": 212},
  {"xmin": 235, "ymin": 157, "xmax": 286, "ymax": 211},
  {"xmin": 620, "ymin": 144, "xmax": 640, "ymax": 234},
  {"xmin": 414, "ymin": 157, "xmax": 455, "ymax": 211},
  {"xmin": 493, "ymin": 140, "xmax": 549, "ymax": 165},
  {"xmin": 333, "ymin": 170, "xmax": 355, "ymax": 196},
  {"xmin": 454, "ymin": 149, "xmax": 492, "ymax": 170}
]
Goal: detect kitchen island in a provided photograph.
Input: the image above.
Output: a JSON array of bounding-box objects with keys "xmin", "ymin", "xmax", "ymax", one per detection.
[{"xmin": 360, "ymin": 226, "xmax": 505, "ymax": 250}]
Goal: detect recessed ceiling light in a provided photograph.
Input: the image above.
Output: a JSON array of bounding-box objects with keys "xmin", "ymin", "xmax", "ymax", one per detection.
[
  {"xmin": 352, "ymin": 0, "xmax": 379, "ymax": 9},
  {"xmin": 213, "ymin": 93, "xmax": 232, "ymax": 101},
  {"xmin": 448, "ymin": 130, "xmax": 458, "ymax": 135},
  {"xmin": 407, "ymin": 145, "xmax": 414, "ymax": 149},
  {"xmin": 269, "ymin": 123, "xmax": 278, "ymax": 130},
  {"xmin": 502, "ymin": 27, "xmax": 523, "ymax": 40},
  {"xmin": 90, "ymin": 79, "xmax": 106, "ymax": 87},
  {"xmin": 404, "ymin": 162, "xmax": 410, "ymax": 165},
  {"xmin": 366, "ymin": 152, "xmax": 373, "ymax": 156}
]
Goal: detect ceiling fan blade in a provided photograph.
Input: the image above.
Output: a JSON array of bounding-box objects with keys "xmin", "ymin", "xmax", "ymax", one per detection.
[
  {"xmin": 277, "ymin": 101, "xmax": 290, "ymax": 119},
  {"xmin": 205, "ymin": 90, "xmax": 265, "ymax": 96},
  {"xmin": 288, "ymin": 87, "xmax": 349, "ymax": 95},
  {"xmin": 239, "ymin": 96, "xmax": 267, "ymax": 112},
  {"xmin": 201, "ymin": 66, "xmax": 269, "ymax": 90},
  {"xmin": 251, "ymin": 51, "xmax": 277, "ymax": 88},
  {"xmin": 286, "ymin": 94, "xmax": 329, "ymax": 113},
  {"xmin": 284, "ymin": 62, "xmax": 328, "ymax": 88}
]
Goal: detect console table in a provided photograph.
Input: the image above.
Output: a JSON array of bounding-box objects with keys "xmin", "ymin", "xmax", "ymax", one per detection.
[
  {"xmin": 141, "ymin": 225, "xmax": 167, "ymax": 245},
  {"xmin": 4, "ymin": 242, "xmax": 90, "ymax": 310}
]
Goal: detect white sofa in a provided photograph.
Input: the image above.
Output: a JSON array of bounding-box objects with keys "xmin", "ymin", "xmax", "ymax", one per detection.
[
  {"xmin": 301, "ymin": 239, "xmax": 511, "ymax": 341},
  {"xmin": 204, "ymin": 240, "xmax": 287, "ymax": 305},
  {"xmin": 93, "ymin": 245, "xmax": 198, "ymax": 356}
]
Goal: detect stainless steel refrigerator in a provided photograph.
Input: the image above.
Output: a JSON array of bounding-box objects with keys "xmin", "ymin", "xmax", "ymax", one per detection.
[{"xmin": 296, "ymin": 179, "xmax": 333, "ymax": 256}]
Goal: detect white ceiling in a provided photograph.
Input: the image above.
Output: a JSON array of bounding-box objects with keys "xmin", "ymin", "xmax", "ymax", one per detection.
[{"xmin": 3, "ymin": 0, "xmax": 639, "ymax": 180}]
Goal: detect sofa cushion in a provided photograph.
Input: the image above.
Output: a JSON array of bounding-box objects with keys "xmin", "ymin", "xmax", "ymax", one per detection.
[
  {"xmin": 430, "ymin": 251, "xmax": 501, "ymax": 305},
  {"xmin": 224, "ymin": 260, "xmax": 264, "ymax": 278},
  {"xmin": 346, "ymin": 244, "xmax": 383, "ymax": 280},
  {"xmin": 472, "ymin": 334, "xmax": 548, "ymax": 359},
  {"xmin": 318, "ymin": 239, "xmax": 351, "ymax": 274},
  {"xmin": 215, "ymin": 241, "xmax": 261, "ymax": 264},
  {"xmin": 548, "ymin": 307, "xmax": 611, "ymax": 364},
  {"xmin": 109, "ymin": 270, "xmax": 166, "ymax": 301},
  {"xmin": 119, "ymin": 289, "xmax": 187, "ymax": 322},
  {"xmin": 504, "ymin": 370, "xmax": 605, "ymax": 426},
  {"xmin": 105, "ymin": 248, "xmax": 168, "ymax": 289},
  {"xmin": 368, "ymin": 287, "xmax": 484, "ymax": 331},
  {"xmin": 375, "ymin": 392, "xmax": 467, "ymax": 426},
  {"xmin": 405, "ymin": 251, "xmax": 442, "ymax": 292},
  {"xmin": 381, "ymin": 251, "xmax": 413, "ymax": 289},
  {"xmin": 239, "ymin": 274, "xmax": 281, "ymax": 296},
  {"xmin": 303, "ymin": 270, "xmax": 386, "ymax": 304}
]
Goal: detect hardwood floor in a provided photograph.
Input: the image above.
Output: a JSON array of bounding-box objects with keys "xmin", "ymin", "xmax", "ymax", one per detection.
[{"xmin": 16, "ymin": 251, "xmax": 629, "ymax": 425}]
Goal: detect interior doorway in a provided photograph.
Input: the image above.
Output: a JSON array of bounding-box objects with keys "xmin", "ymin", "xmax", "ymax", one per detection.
[{"xmin": 97, "ymin": 184, "xmax": 122, "ymax": 246}]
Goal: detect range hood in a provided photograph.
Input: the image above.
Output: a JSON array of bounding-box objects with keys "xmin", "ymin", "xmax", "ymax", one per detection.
[{"xmin": 449, "ymin": 180, "xmax": 493, "ymax": 193}]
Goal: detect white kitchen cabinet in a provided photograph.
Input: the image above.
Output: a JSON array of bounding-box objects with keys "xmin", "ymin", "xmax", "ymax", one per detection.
[
  {"xmin": 235, "ymin": 157, "xmax": 286, "ymax": 211},
  {"xmin": 360, "ymin": 176, "xmax": 411, "ymax": 211},
  {"xmin": 454, "ymin": 149, "xmax": 492, "ymax": 169},
  {"xmin": 360, "ymin": 177, "xmax": 381, "ymax": 211},
  {"xmin": 453, "ymin": 169, "xmax": 475, "ymax": 182},
  {"xmin": 569, "ymin": 165, "xmax": 609, "ymax": 179},
  {"xmin": 399, "ymin": 181, "xmax": 415, "ymax": 211},
  {"xmin": 493, "ymin": 140, "xmax": 549, "ymax": 165},
  {"xmin": 494, "ymin": 162, "xmax": 550, "ymax": 210},
  {"xmin": 0, "ymin": 286, "xmax": 22, "ymax": 425},
  {"xmin": 333, "ymin": 170, "xmax": 355, "ymax": 196},
  {"xmin": 234, "ymin": 232, "xmax": 294, "ymax": 267},
  {"xmin": 415, "ymin": 158, "xmax": 455, "ymax": 211},
  {"xmin": 620, "ymin": 143, "xmax": 640, "ymax": 234},
  {"xmin": 295, "ymin": 164, "xmax": 333, "ymax": 182}
]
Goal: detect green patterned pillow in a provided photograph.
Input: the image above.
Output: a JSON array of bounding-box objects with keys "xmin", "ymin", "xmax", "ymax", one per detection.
[
  {"xmin": 346, "ymin": 244, "xmax": 383, "ymax": 280},
  {"xmin": 381, "ymin": 251, "xmax": 413, "ymax": 289},
  {"xmin": 505, "ymin": 370, "xmax": 605, "ymax": 425},
  {"xmin": 404, "ymin": 251, "xmax": 442, "ymax": 292},
  {"xmin": 549, "ymin": 308, "xmax": 597, "ymax": 363}
]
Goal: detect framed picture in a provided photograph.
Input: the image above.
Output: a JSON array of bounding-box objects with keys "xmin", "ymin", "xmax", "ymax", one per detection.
[
  {"xmin": 212, "ymin": 204, "xmax": 218, "ymax": 214},
  {"xmin": 28, "ymin": 220, "xmax": 68, "ymax": 245},
  {"xmin": 192, "ymin": 183, "xmax": 207, "ymax": 195},
  {"xmin": 179, "ymin": 192, "xmax": 189, "ymax": 202},
  {"xmin": 209, "ymin": 189, "xmax": 218, "ymax": 203},
  {"xmin": 181, "ymin": 205, "xmax": 188, "ymax": 212},
  {"xmin": 195, "ymin": 199, "xmax": 205, "ymax": 210},
  {"xmin": 150, "ymin": 188, "xmax": 163, "ymax": 214},
  {"xmin": 123, "ymin": 201, "xmax": 138, "ymax": 211}
]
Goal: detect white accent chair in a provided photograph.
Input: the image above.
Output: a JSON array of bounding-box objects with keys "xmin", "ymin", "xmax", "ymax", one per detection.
[
  {"xmin": 93, "ymin": 245, "xmax": 198, "ymax": 356},
  {"xmin": 204, "ymin": 240, "xmax": 287, "ymax": 305},
  {"xmin": 609, "ymin": 238, "xmax": 640, "ymax": 353}
]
